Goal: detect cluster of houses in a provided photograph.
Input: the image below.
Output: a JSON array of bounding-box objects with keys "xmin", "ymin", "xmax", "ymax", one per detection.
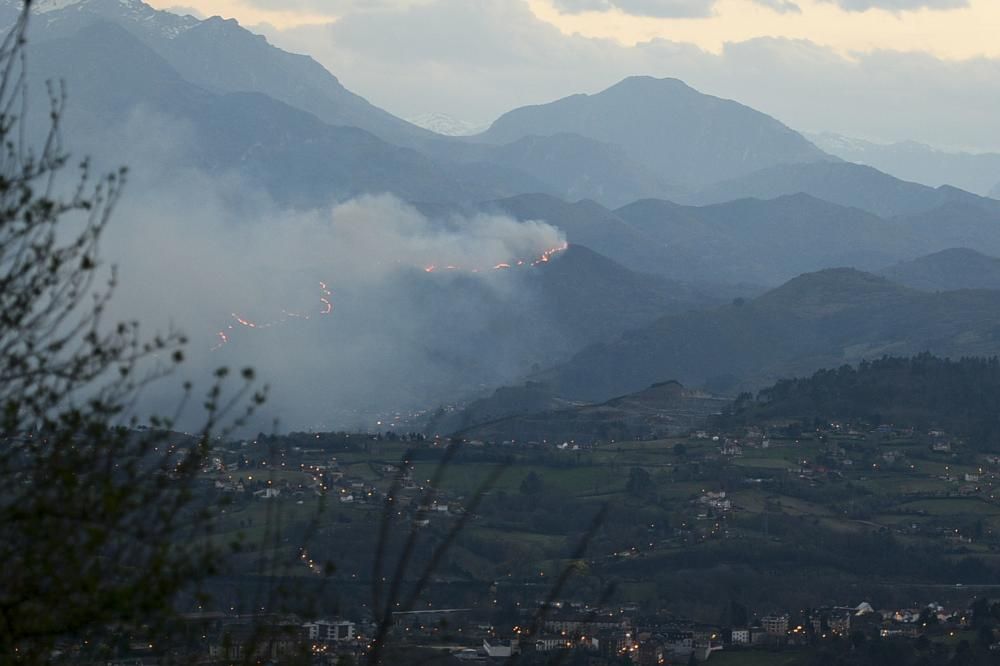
[{"xmin": 63, "ymin": 592, "xmax": 995, "ymax": 665}]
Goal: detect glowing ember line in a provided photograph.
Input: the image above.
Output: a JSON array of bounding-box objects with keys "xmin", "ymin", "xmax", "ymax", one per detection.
[
  {"xmin": 211, "ymin": 241, "xmax": 567, "ymax": 350},
  {"xmin": 320, "ymin": 281, "xmax": 333, "ymax": 314}
]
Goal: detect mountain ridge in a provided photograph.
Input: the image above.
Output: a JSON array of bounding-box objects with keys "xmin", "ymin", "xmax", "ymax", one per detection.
[{"xmin": 479, "ymin": 75, "xmax": 832, "ymax": 189}]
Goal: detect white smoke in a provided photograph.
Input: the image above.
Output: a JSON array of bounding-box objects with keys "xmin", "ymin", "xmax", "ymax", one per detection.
[{"xmin": 90, "ymin": 109, "xmax": 567, "ymax": 431}]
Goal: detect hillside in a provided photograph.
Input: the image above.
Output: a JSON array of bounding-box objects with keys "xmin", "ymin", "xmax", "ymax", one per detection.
[
  {"xmin": 482, "ymin": 194, "xmax": 674, "ymax": 276},
  {"xmin": 478, "ymin": 76, "xmax": 830, "ymax": 189},
  {"xmin": 810, "ymin": 132, "xmax": 1000, "ymax": 196},
  {"xmin": 479, "ymin": 133, "xmax": 684, "ymax": 208},
  {"xmin": 456, "ymin": 381, "xmax": 729, "ymax": 443},
  {"xmin": 690, "ymin": 161, "xmax": 999, "ymax": 218},
  {"xmin": 880, "ymin": 248, "xmax": 1000, "ymax": 292},
  {"xmin": 721, "ymin": 354, "xmax": 1000, "ymax": 445},
  {"xmin": 614, "ymin": 193, "xmax": 905, "ymax": 285},
  {"xmin": 537, "ymin": 268, "xmax": 1000, "ymax": 401},
  {"xmin": 28, "ymin": 21, "xmax": 547, "ymax": 206},
  {"xmin": 425, "ymin": 132, "xmax": 684, "ymax": 208},
  {"xmin": 481, "ymin": 192, "xmax": 1000, "ymax": 287},
  {"xmin": 516, "ymin": 244, "xmax": 732, "ymax": 347},
  {"xmin": 22, "ymin": 0, "xmax": 434, "ymax": 147}
]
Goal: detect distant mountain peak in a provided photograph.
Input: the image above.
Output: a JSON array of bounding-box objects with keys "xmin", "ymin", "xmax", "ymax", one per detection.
[
  {"xmin": 880, "ymin": 248, "xmax": 1000, "ymax": 292},
  {"xmin": 481, "ymin": 75, "xmax": 829, "ymax": 189},
  {"xmin": 407, "ymin": 112, "xmax": 485, "ymax": 137},
  {"xmin": 605, "ymin": 75, "xmax": 692, "ymax": 92},
  {"xmin": 21, "ymin": 0, "xmax": 432, "ymax": 145},
  {"xmin": 757, "ymin": 268, "xmax": 907, "ymax": 314},
  {"xmin": 28, "ymin": 0, "xmax": 199, "ymax": 39}
]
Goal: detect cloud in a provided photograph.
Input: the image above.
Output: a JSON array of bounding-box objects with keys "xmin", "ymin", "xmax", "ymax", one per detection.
[
  {"xmin": 551, "ymin": 0, "xmax": 717, "ymax": 18},
  {"xmin": 750, "ymin": 0, "xmax": 801, "ymax": 12},
  {"xmin": 233, "ymin": 0, "xmax": 428, "ymax": 18},
  {"xmin": 816, "ymin": 0, "xmax": 968, "ymax": 11},
  {"xmin": 551, "ymin": 0, "xmax": 967, "ymax": 17}
]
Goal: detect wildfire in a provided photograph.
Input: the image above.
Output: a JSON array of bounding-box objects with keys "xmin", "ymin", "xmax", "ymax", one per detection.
[
  {"xmin": 212, "ymin": 281, "xmax": 334, "ymax": 350},
  {"xmin": 319, "ymin": 281, "xmax": 333, "ymax": 315},
  {"xmin": 423, "ymin": 242, "xmax": 567, "ymax": 275},
  {"xmin": 211, "ymin": 241, "xmax": 567, "ymax": 350}
]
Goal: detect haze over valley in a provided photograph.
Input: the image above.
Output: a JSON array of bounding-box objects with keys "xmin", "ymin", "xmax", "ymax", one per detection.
[{"xmin": 16, "ymin": 0, "xmax": 1000, "ymax": 434}]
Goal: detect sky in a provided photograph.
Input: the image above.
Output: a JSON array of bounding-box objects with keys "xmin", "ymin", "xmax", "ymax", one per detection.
[{"xmin": 150, "ymin": 0, "xmax": 1000, "ymax": 150}]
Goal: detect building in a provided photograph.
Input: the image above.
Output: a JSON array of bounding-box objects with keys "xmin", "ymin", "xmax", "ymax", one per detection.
[
  {"xmin": 483, "ymin": 638, "xmax": 518, "ymax": 658},
  {"xmin": 730, "ymin": 628, "xmax": 750, "ymax": 645},
  {"xmin": 636, "ymin": 640, "xmax": 663, "ymax": 666},
  {"xmin": 304, "ymin": 620, "xmax": 355, "ymax": 643},
  {"xmin": 761, "ymin": 615, "xmax": 789, "ymax": 637},
  {"xmin": 809, "ymin": 608, "xmax": 852, "ymax": 636}
]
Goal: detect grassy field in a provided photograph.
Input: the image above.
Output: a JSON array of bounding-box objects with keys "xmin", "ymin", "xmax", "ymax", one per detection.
[{"xmin": 709, "ymin": 649, "xmax": 805, "ymax": 666}]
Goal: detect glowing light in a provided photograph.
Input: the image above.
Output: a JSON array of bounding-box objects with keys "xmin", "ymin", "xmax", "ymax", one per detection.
[
  {"xmin": 211, "ymin": 280, "xmax": 334, "ymax": 349},
  {"xmin": 320, "ymin": 281, "xmax": 333, "ymax": 315},
  {"xmin": 210, "ymin": 240, "xmax": 567, "ymax": 349}
]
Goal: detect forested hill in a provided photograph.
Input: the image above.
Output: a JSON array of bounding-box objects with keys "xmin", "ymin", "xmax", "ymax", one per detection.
[{"xmin": 722, "ymin": 354, "xmax": 1000, "ymax": 447}]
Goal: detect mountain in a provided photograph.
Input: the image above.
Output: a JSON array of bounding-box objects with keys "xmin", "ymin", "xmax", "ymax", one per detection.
[
  {"xmin": 614, "ymin": 193, "xmax": 905, "ymax": 285},
  {"xmin": 892, "ymin": 202, "xmax": 1000, "ymax": 257},
  {"xmin": 478, "ymin": 133, "xmax": 685, "ymax": 208},
  {"xmin": 407, "ymin": 112, "xmax": 485, "ymax": 137},
  {"xmin": 480, "ymin": 192, "xmax": 1000, "ymax": 287},
  {"xmin": 721, "ymin": 355, "xmax": 1000, "ymax": 446},
  {"xmin": 536, "ymin": 268, "xmax": 1000, "ymax": 402},
  {"xmin": 453, "ymin": 380, "xmax": 729, "ymax": 443},
  {"xmin": 880, "ymin": 248, "xmax": 1000, "ymax": 292},
  {"xmin": 27, "ymin": 20, "xmax": 551, "ymax": 206},
  {"xmin": 690, "ymin": 161, "xmax": 1000, "ymax": 218},
  {"xmin": 809, "ymin": 132, "xmax": 1000, "ymax": 197},
  {"xmin": 518, "ymin": 244, "xmax": 733, "ymax": 347},
  {"xmin": 421, "ymin": 131, "xmax": 686, "ymax": 208},
  {"xmin": 478, "ymin": 76, "xmax": 831, "ymax": 189},
  {"xmin": 289, "ymin": 242, "xmax": 732, "ymax": 416},
  {"xmin": 482, "ymin": 194, "xmax": 674, "ymax": 276},
  {"xmin": 21, "ymin": 0, "xmax": 434, "ymax": 147}
]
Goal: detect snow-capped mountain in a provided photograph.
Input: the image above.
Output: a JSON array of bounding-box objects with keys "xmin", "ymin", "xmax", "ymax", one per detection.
[
  {"xmin": 809, "ymin": 131, "xmax": 1000, "ymax": 196},
  {"xmin": 7, "ymin": 0, "xmax": 433, "ymax": 146},
  {"xmin": 408, "ymin": 112, "xmax": 486, "ymax": 137},
  {"xmin": 18, "ymin": 0, "xmax": 199, "ymax": 40}
]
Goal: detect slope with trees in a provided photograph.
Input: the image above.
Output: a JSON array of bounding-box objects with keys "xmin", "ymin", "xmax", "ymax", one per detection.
[{"xmin": 0, "ymin": 5, "xmax": 264, "ymax": 661}]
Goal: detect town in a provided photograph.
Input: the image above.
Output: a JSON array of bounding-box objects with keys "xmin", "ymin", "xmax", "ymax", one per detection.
[{"xmin": 18, "ymin": 401, "xmax": 1000, "ymax": 664}]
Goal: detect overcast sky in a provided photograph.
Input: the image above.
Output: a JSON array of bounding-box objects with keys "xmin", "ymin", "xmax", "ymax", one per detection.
[{"xmin": 150, "ymin": 0, "xmax": 1000, "ymax": 151}]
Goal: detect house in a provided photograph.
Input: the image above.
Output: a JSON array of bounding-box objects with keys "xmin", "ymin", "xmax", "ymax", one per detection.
[{"xmin": 253, "ymin": 487, "xmax": 280, "ymax": 499}]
